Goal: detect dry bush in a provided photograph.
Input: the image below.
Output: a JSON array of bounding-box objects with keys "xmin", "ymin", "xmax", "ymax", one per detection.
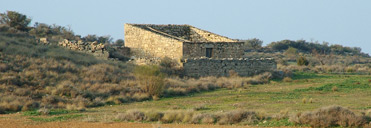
[
  {"xmin": 366, "ymin": 109, "xmax": 371, "ymax": 117},
  {"xmin": 193, "ymin": 104, "xmax": 208, "ymax": 111},
  {"xmin": 217, "ymin": 110, "xmax": 260, "ymax": 125},
  {"xmin": 332, "ymin": 86, "xmax": 338, "ymax": 92},
  {"xmin": 161, "ymin": 111, "xmax": 178, "ymax": 123},
  {"xmin": 116, "ymin": 109, "xmax": 146, "ymax": 122},
  {"xmin": 190, "ymin": 113, "xmax": 207, "ymax": 124},
  {"xmin": 201, "ymin": 114, "xmax": 216, "ymax": 124},
  {"xmin": 163, "ymin": 72, "xmax": 272, "ymax": 97},
  {"xmin": 182, "ymin": 110, "xmax": 195, "ymax": 123},
  {"xmin": 22, "ymin": 101, "xmax": 40, "ymax": 111},
  {"xmin": 37, "ymin": 107, "xmax": 50, "ymax": 115},
  {"xmin": 283, "ymin": 77, "xmax": 293, "ymax": 82},
  {"xmin": 290, "ymin": 105, "xmax": 369, "ymax": 127},
  {"xmin": 134, "ymin": 65, "xmax": 165, "ymax": 97},
  {"xmin": 132, "ymin": 93, "xmax": 150, "ymax": 101},
  {"xmin": 302, "ymin": 98, "xmax": 307, "ymax": 104},
  {"xmin": 145, "ymin": 111, "xmax": 164, "ymax": 122},
  {"xmin": 272, "ymin": 109, "xmax": 290, "ymax": 120},
  {"xmin": 309, "ymin": 98, "xmax": 313, "ymax": 103}
]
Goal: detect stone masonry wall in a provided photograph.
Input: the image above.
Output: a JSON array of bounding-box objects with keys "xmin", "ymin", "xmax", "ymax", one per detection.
[
  {"xmin": 183, "ymin": 42, "xmax": 244, "ymax": 59},
  {"xmin": 183, "ymin": 58, "xmax": 277, "ymax": 77},
  {"xmin": 124, "ymin": 24, "xmax": 184, "ymax": 61}
]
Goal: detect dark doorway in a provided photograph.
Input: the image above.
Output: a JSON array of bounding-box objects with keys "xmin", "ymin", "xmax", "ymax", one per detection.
[{"xmin": 206, "ymin": 48, "xmax": 213, "ymax": 58}]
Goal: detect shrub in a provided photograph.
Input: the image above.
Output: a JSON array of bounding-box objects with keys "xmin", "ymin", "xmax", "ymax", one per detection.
[
  {"xmin": 161, "ymin": 111, "xmax": 179, "ymax": 123},
  {"xmin": 283, "ymin": 77, "xmax": 293, "ymax": 82},
  {"xmin": 302, "ymin": 98, "xmax": 306, "ymax": 104},
  {"xmin": 201, "ymin": 114, "xmax": 216, "ymax": 124},
  {"xmin": 217, "ymin": 110, "xmax": 260, "ymax": 125},
  {"xmin": 366, "ymin": 109, "xmax": 371, "ymax": 117},
  {"xmin": 190, "ymin": 113, "xmax": 206, "ymax": 124},
  {"xmin": 37, "ymin": 107, "xmax": 50, "ymax": 115},
  {"xmin": 297, "ymin": 56, "xmax": 309, "ymax": 66},
  {"xmin": 134, "ymin": 65, "xmax": 165, "ymax": 97},
  {"xmin": 145, "ymin": 111, "xmax": 164, "ymax": 122},
  {"xmin": 290, "ymin": 105, "xmax": 369, "ymax": 127},
  {"xmin": 116, "ymin": 109, "xmax": 146, "ymax": 122},
  {"xmin": 332, "ymin": 86, "xmax": 338, "ymax": 92},
  {"xmin": 309, "ymin": 98, "xmax": 313, "ymax": 103}
]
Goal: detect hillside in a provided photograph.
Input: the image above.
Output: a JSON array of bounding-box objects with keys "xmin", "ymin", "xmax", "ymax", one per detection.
[
  {"xmin": 1, "ymin": 11, "xmax": 371, "ymax": 127},
  {"xmin": 0, "ymin": 25, "xmax": 273, "ymax": 113}
]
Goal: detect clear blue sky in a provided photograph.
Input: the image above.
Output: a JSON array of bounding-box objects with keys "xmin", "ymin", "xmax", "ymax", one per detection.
[{"xmin": 1, "ymin": 0, "xmax": 371, "ymax": 54}]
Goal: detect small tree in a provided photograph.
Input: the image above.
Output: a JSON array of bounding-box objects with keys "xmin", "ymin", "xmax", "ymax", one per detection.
[
  {"xmin": 285, "ymin": 47, "xmax": 298, "ymax": 55},
  {"xmin": 114, "ymin": 39, "xmax": 125, "ymax": 46},
  {"xmin": 98, "ymin": 35, "xmax": 113, "ymax": 44},
  {"xmin": 244, "ymin": 38, "xmax": 263, "ymax": 50},
  {"xmin": 0, "ymin": 11, "xmax": 31, "ymax": 31},
  {"xmin": 285, "ymin": 47, "xmax": 298, "ymax": 60},
  {"xmin": 134, "ymin": 65, "xmax": 165, "ymax": 97},
  {"xmin": 297, "ymin": 56, "xmax": 309, "ymax": 66}
]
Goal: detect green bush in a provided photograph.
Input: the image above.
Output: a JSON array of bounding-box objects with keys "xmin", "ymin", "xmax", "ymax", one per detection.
[
  {"xmin": 297, "ymin": 56, "xmax": 309, "ymax": 66},
  {"xmin": 0, "ymin": 11, "xmax": 31, "ymax": 31},
  {"xmin": 134, "ymin": 65, "xmax": 165, "ymax": 97}
]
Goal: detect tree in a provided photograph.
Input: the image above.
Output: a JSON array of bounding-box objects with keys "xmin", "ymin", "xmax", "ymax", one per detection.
[
  {"xmin": 28, "ymin": 23, "xmax": 51, "ymax": 37},
  {"xmin": 284, "ymin": 47, "xmax": 298, "ymax": 60},
  {"xmin": 97, "ymin": 35, "xmax": 113, "ymax": 44},
  {"xmin": 244, "ymin": 38, "xmax": 263, "ymax": 50},
  {"xmin": 0, "ymin": 11, "xmax": 31, "ymax": 31},
  {"xmin": 114, "ymin": 39, "xmax": 125, "ymax": 46},
  {"xmin": 83, "ymin": 34, "xmax": 98, "ymax": 42},
  {"xmin": 285, "ymin": 47, "xmax": 298, "ymax": 55}
]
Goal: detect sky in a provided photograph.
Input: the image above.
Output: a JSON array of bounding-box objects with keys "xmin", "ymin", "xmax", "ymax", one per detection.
[{"xmin": 1, "ymin": 0, "xmax": 371, "ymax": 54}]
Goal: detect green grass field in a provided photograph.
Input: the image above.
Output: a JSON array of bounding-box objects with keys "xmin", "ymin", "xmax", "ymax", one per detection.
[
  {"xmin": 22, "ymin": 72, "xmax": 371, "ymax": 126},
  {"xmin": 91, "ymin": 73, "xmax": 370, "ymax": 113}
]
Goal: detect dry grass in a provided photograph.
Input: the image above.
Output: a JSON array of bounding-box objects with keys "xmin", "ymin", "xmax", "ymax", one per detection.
[
  {"xmin": 283, "ymin": 77, "xmax": 293, "ymax": 82},
  {"xmin": 217, "ymin": 110, "xmax": 260, "ymax": 125},
  {"xmin": 164, "ymin": 72, "xmax": 272, "ymax": 97},
  {"xmin": 114, "ymin": 109, "xmax": 262, "ymax": 125},
  {"xmin": 290, "ymin": 105, "xmax": 370, "ymax": 127},
  {"xmin": 116, "ymin": 109, "xmax": 146, "ymax": 122}
]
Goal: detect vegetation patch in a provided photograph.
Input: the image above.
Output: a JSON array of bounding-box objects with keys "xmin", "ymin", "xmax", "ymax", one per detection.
[
  {"xmin": 295, "ymin": 77, "xmax": 371, "ymax": 92},
  {"xmin": 28, "ymin": 114, "xmax": 83, "ymax": 122},
  {"xmin": 257, "ymin": 118, "xmax": 297, "ymax": 127},
  {"xmin": 290, "ymin": 105, "xmax": 370, "ymax": 127},
  {"xmin": 23, "ymin": 109, "xmax": 80, "ymax": 116}
]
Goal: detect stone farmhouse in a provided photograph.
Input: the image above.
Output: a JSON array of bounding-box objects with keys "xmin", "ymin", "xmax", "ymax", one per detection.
[{"xmin": 124, "ymin": 24, "xmax": 276, "ymax": 77}]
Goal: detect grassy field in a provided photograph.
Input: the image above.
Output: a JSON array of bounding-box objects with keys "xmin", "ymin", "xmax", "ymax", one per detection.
[{"xmin": 17, "ymin": 72, "xmax": 371, "ymax": 127}]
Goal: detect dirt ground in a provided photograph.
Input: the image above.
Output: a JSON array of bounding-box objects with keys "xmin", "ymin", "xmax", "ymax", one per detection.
[{"xmin": 0, "ymin": 113, "xmax": 253, "ymax": 128}]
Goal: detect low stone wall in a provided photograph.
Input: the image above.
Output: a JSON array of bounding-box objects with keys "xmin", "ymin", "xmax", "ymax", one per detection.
[
  {"xmin": 183, "ymin": 42, "xmax": 244, "ymax": 59},
  {"xmin": 183, "ymin": 58, "xmax": 276, "ymax": 77}
]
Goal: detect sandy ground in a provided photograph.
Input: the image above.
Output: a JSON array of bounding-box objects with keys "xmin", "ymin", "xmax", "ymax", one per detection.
[{"xmin": 0, "ymin": 113, "xmax": 253, "ymax": 128}]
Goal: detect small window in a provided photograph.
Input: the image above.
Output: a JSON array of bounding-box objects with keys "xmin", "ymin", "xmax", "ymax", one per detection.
[{"xmin": 206, "ymin": 48, "xmax": 213, "ymax": 58}]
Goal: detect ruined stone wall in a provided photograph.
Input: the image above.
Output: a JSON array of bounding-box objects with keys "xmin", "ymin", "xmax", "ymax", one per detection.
[
  {"xmin": 182, "ymin": 42, "xmax": 244, "ymax": 59},
  {"xmin": 183, "ymin": 58, "xmax": 277, "ymax": 77},
  {"xmin": 190, "ymin": 27, "xmax": 236, "ymax": 42},
  {"xmin": 58, "ymin": 39, "xmax": 109, "ymax": 59},
  {"xmin": 124, "ymin": 24, "xmax": 184, "ymax": 61}
]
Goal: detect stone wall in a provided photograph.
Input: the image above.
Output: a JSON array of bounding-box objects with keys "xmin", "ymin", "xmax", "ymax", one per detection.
[
  {"xmin": 58, "ymin": 39, "xmax": 109, "ymax": 59},
  {"xmin": 182, "ymin": 42, "xmax": 244, "ymax": 59},
  {"xmin": 124, "ymin": 24, "xmax": 184, "ymax": 61},
  {"xmin": 183, "ymin": 58, "xmax": 277, "ymax": 77}
]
